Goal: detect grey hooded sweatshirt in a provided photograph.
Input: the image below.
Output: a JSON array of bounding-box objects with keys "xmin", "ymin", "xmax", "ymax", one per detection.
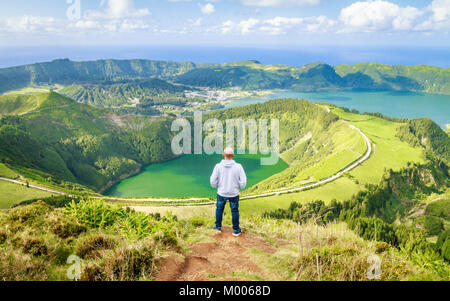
[{"xmin": 210, "ymin": 160, "xmax": 247, "ymax": 198}]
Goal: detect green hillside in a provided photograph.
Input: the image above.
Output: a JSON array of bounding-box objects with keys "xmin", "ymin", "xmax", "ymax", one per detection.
[
  {"xmin": 397, "ymin": 117, "xmax": 450, "ymax": 164},
  {"xmin": 59, "ymin": 78, "xmax": 191, "ymax": 114},
  {"xmin": 1, "ymin": 59, "xmax": 449, "ymax": 96},
  {"xmin": 0, "ymin": 92, "xmax": 176, "ymax": 192},
  {"xmin": 0, "ymin": 181, "xmax": 53, "ymax": 209},
  {"xmin": 0, "ymin": 59, "xmax": 195, "ymax": 94},
  {"xmin": 264, "ymin": 161, "xmax": 450, "ymax": 266},
  {"xmin": 335, "ymin": 63, "xmax": 450, "ymax": 94}
]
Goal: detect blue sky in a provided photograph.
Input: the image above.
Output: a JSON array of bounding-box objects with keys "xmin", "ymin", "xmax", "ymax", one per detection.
[{"xmin": 0, "ymin": 0, "xmax": 448, "ymax": 47}]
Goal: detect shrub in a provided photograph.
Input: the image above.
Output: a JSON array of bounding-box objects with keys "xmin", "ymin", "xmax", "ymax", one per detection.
[
  {"xmin": 14, "ymin": 196, "xmax": 81, "ymax": 209},
  {"xmin": 0, "ymin": 231, "xmax": 7, "ymax": 244},
  {"xmin": 437, "ymin": 230, "xmax": 450, "ymax": 261},
  {"xmin": 0, "ymin": 250, "xmax": 49, "ymax": 281},
  {"xmin": 102, "ymin": 240, "xmax": 159, "ymax": 281},
  {"xmin": 53, "ymin": 244, "xmax": 73, "ymax": 265},
  {"xmin": 189, "ymin": 217, "xmax": 206, "ymax": 228},
  {"xmin": 81, "ymin": 263, "xmax": 104, "ymax": 281},
  {"xmin": 376, "ymin": 242, "xmax": 390, "ymax": 254},
  {"xmin": 65, "ymin": 199, "xmax": 126, "ymax": 229},
  {"xmin": 8, "ymin": 201, "xmax": 52, "ymax": 225},
  {"xmin": 80, "ymin": 239, "xmax": 160, "ymax": 281},
  {"xmin": 425, "ymin": 199, "xmax": 450, "ymax": 221},
  {"xmin": 47, "ymin": 212, "xmax": 87, "ymax": 239},
  {"xmin": 66, "ymin": 200, "xmax": 181, "ymax": 242},
  {"xmin": 22, "ymin": 238, "xmax": 48, "ymax": 257},
  {"xmin": 441, "ymin": 240, "xmax": 450, "ymax": 262},
  {"xmin": 415, "ymin": 216, "xmax": 444, "ymax": 236},
  {"xmin": 75, "ymin": 234, "xmax": 117, "ymax": 259}
]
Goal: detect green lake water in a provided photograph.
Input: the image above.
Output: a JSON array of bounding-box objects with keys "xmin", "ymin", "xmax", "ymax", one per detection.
[
  {"xmin": 104, "ymin": 154, "xmax": 288, "ymax": 198},
  {"xmin": 227, "ymin": 90, "xmax": 450, "ymax": 128}
]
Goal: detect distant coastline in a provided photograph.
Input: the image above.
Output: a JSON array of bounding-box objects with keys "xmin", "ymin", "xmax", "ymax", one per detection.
[{"xmin": 1, "ymin": 45, "xmax": 449, "ymax": 69}]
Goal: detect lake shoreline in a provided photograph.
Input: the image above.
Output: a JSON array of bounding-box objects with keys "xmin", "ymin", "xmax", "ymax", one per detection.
[
  {"xmin": 104, "ymin": 154, "xmax": 289, "ymax": 199},
  {"xmin": 226, "ymin": 90, "xmax": 450, "ymax": 128}
]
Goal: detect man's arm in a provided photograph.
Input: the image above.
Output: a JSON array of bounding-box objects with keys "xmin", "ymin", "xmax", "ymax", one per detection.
[
  {"xmin": 210, "ymin": 165, "xmax": 220, "ymax": 188},
  {"xmin": 238, "ymin": 165, "xmax": 247, "ymax": 190}
]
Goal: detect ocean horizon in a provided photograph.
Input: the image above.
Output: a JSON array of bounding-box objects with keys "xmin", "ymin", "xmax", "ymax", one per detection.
[{"xmin": 1, "ymin": 45, "xmax": 449, "ymax": 68}]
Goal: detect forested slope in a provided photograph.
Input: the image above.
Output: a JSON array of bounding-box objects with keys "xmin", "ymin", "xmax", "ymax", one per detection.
[{"xmin": 0, "ymin": 92, "xmax": 175, "ymax": 192}]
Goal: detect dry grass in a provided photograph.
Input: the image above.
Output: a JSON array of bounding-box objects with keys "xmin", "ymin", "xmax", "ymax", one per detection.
[{"xmin": 242, "ymin": 216, "xmax": 447, "ymax": 281}]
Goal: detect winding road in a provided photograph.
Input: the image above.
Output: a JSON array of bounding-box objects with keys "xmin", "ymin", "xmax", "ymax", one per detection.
[
  {"xmin": 240, "ymin": 122, "xmax": 372, "ymax": 201},
  {"xmin": 0, "ymin": 122, "xmax": 372, "ymax": 206},
  {"xmin": 0, "ymin": 177, "xmax": 67, "ymax": 195}
]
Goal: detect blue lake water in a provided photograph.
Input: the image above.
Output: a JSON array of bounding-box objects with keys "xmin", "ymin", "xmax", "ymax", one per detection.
[{"xmin": 227, "ymin": 90, "xmax": 450, "ymax": 128}]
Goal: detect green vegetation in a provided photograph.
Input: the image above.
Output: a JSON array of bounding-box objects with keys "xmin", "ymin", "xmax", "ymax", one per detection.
[
  {"xmin": 205, "ymin": 98, "xmax": 365, "ymax": 193},
  {"xmin": 1, "ymin": 59, "xmax": 448, "ymax": 97},
  {"xmin": 0, "ymin": 58, "xmax": 448, "ymax": 282},
  {"xmin": 0, "ymin": 59, "xmax": 195, "ymax": 94},
  {"xmin": 176, "ymin": 61, "xmax": 450, "ymax": 94},
  {"xmin": 175, "ymin": 65, "xmax": 291, "ymax": 90},
  {"xmin": 426, "ymin": 199, "xmax": 450, "ymax": 221},
  {"xmin": 397, "ymin": 117, "xmax": 450, "ymax": 164},
  {"xmin": 264, "ymin": 161, "xmax": 449, "ymax": 271},
  {"xmin": 60, "ymin": 79, "xmax": 191, "ymax": 115},
  {"xmin": 0, "ymin": 199, "xmax": 447, "ymax": 280},
  {"xmin": 0, "ymin": 200, "xmax": 193, "ymax": 280},
  {"xmin": 335, "ymin": 63, "xmax": 450, "ymax": 94},
  {"xmin": 0, "ymin": 163, "xmax": 18, "ymax": 178},
  {"xmin": 0, "ymin": 92, "xmax": 176, "ymax": 194},
  {"xmin": 242, "ymin": 218, "xmax": 446, "ymax": 281},
  {"xmin": 0, "ymin": 181, "xmax": 53, "ymax": 209}
]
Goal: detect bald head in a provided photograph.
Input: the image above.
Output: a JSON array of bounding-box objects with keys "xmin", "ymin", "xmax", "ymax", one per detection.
[{"xmin": 223, "ymin": 147, "xmax": 235, "ymax": 160}]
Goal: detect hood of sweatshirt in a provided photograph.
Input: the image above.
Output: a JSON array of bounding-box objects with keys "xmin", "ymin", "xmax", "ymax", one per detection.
[{"xmin": 221, "ymin": 160, "xmax": 236, "ymax": 168}]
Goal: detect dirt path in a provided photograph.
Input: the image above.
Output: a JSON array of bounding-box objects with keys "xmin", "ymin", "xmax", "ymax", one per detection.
[
  {"xmin": 407, "ymin": 195, "xmax": 448, "ymax": 219},
  {"xmin": 155, "ymin": 226, "xmax": 278, "ymax": 281}
]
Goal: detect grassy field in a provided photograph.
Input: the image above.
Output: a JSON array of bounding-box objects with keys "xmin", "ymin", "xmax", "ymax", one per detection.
[
  {"xmin": 333, "ymin": 108, "xmax": 425, "ymax": 184},
  {"xmin": 0, "ymin": 163, "xmax": 18, "ymax": 179},
  {"xmin": 2, "ymin": 86, "xmax": 58, "ymax": 96},
  {"xmin": 0, "ymin": 181, "xmax": 54, "ymax": 209}
]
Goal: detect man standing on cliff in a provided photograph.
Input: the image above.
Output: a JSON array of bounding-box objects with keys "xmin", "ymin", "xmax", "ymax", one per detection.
[{"xmin": 210, "ymin": 147, "xmax": 247, "ymax": 237}]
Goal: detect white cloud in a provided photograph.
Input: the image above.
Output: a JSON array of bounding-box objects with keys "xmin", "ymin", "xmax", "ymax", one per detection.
[
  {"xmin": 85, "ymin": 0, "xmax": 150, "ymax": 20},
  {"xmin": 2, "ymin": 15, "xmax": 60, "ymax": 33},
  {"xmin": 199, "ymin": 3, "xmax": 215, "ymax": 15},
  {"xmin": 339, "ymin": 1, "xmax": 423, "ymax": 32},
  {"xmin": 416, "ymin": 0, "xmax": 450, "ymax": 30},
  {"xmin": 222, "ymin": 15, "xmax": 336, "ymax": 35},
  {"xmin": 238, "ymin": 0, "xmax": 320, "ymax": 7},
  {"xmin": 306, "ymin": 15, "xmax": 336, "ymax": 33},
  {"xmin": 74, "ymin": 20, "xmax": 100, "ymax": 30},
  {"xmin": 429, "ymin": 0, "xmax": 450, "ymax": 22},
  {"xmin": 192, "ymin": 18, "xmax": 203, "ymax": 27},
  {"xmin": 265, "ymin": 17, "xmax": 303, "ymax": 27},
  {"xmin": 78, "ymin": 0, "xmax": 150, "ymax": 32},
  {"xmin": 222, "ymin": 20, "xmax": 235, "ymax": 34},
  {"xmin": 239, "ymin": 18, "xmax": 260, "ymax": 34}
]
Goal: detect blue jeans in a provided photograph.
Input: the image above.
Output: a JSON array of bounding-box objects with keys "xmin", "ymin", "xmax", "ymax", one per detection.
[{"xmin": 215, "ymin": 195, "xmax": 240, "ymax": 231}]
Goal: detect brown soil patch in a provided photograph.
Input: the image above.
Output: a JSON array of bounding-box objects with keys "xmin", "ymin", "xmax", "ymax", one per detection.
[{"xmin": 155, "ymin": 226, "xmax": 277, "ymax": 281}]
